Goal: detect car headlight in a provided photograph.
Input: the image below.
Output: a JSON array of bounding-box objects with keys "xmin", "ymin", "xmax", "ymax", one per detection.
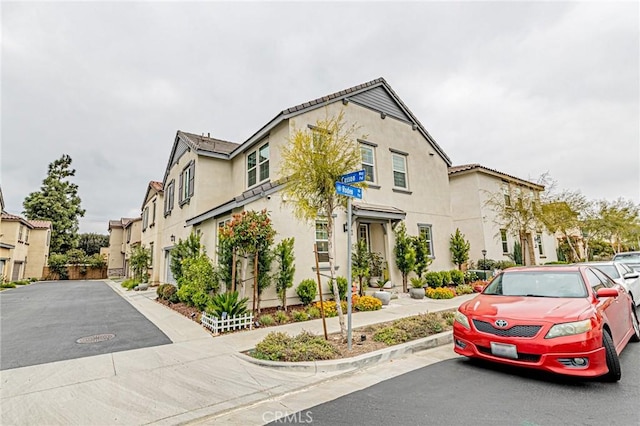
[
  {"xmin": 545, "ymin": 319, "xmax": 592, "ymax": 339},
  {"xmin": 455, "ymin": 311, "xmax": 470, "ymax": 329}
]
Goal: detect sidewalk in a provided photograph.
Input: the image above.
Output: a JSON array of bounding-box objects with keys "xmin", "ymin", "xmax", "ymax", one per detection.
[{"xmin": 0, "ymin": 282, "xmax": 475, "ymax": 425}]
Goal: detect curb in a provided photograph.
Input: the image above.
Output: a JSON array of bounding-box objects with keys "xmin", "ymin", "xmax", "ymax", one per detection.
[{"xmin": 235, "ymin": 330, "xmax": 453, "ymax": 373}]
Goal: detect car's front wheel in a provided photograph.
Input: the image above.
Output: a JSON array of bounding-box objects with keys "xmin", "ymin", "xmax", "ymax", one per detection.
[{"xmin": 601, "ymin": 331, "xmax": 621, "ymax": 382}]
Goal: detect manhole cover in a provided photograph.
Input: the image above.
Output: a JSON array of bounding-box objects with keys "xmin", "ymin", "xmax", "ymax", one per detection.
[{"xmin": 76, "ymin": 333, "xmax": 116, "ymax": 344}]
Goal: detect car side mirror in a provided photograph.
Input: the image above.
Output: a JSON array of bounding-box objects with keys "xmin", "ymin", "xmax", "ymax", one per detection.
[
  {"xmin": 596, "ymin": 288, "xmax": 619, "ymax": 298},
  {"xmin": 624, "ymin": 272, "xmax": 639, "ymax": 279}
]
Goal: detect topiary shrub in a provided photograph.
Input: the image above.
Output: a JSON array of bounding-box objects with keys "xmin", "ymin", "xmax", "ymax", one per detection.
[
  {"xmin": 450, "ymin": 270, "xmax": 464, "ymax": 286},
  {"xmin": 296, "ymin": 279, "xmax": 317, "ymax": 305}
]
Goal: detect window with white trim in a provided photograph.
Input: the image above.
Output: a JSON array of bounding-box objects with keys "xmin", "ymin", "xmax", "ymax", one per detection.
[
  {"xmin": 503, "ymin": 184, "xmax": 512, "ymax": 207},
  {"xmin": 536, "ymin": 232, "xmax": 544, "ymax": 256},
  {"xmin": 358, "ymin": 224, "xmax": 370, "ymax": 250},
  {"xmin": 179, "ymin": 161, "xmax": 195, "ymax": 206},
  {"xmin": 360, "ymin": 145, "xmax": 375, "ymax": 183},
  {"xmin": 151, "ymin": 200, "xmax": 156, "ymax": 226},
  {"xmin": 392, "ymin": 153, "xmax": 408, "ymax": 189},
  {"xmin": 149, "ymin": 242, "xmax": 154, "ymax": 267},
  {"xmin": 164, "ymin": 180, "xmax": 175, "ymax": 217},
  {"xmin": 418, "ymin": 224, "xmax": 434, "ymax": 257},
  {"xmin": 142, "ymin": 207, "xmax": 149, "ymax": 231},
  {"xmin": 500, "ymin": 229, "xmax": 509, "ymax": 254},
  {"xmin": 315, "ymin": 220, "xmax": 329, "ymax": 262},
  {"xmin": 247, "ymin": 142, "xmax": 269, "ymax": 187}
]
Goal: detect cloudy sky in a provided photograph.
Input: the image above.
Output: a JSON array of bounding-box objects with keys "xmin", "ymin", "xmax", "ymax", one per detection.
[{"xmin": 2, "ymin": 1, "xmax": 638, "ymax": 234}]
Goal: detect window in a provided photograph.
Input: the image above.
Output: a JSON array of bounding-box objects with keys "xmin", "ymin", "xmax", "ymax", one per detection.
[
  {"xmin": 392, "ymin": 153, "xmax": 407, "ymax": 189},
  {"xmin": 18, "ymin": 225, "xmax": 23, "ymax": 241},
  {"xmin": 247, "ymin": 142, "xmax": 269, "ymax": 187},
  {"xmin": 315, "ymin": 220, "xmax": 329, "ymax": 262},
  {"xmin": 418, "ymin": 224, "xmax": 434, "ymax": 257},
  {"xmin": 359, "ymin": 224, "xmax": 370, "ymax": 250},
  {"xmin": 142, "ymin": 207, "xmax": 149, "ymax": 231},
  {"xmin": 164, "ymin": 180, "xmax": 175, "ymax": 217},
  {"xmin": 536, "ymin": 232, "xmax": 544, "ymax": 256},
  {"xmin": 126, "ymin": 227, "xmax": 131, "ymax": 243},
  {"xmin": 25, "ymin": 228, "xmax": 30, "ymax": 244},
  {"xmin": 360, "ymin": 145, "xmax": 375, "ymax": 183},
  {"xmin": 149, "ymin": 242, "xmax": 154, "ymax": 267},
  {"xmin": 503, "ymin": 184, "xmax": 511, "ymax": 207},
  {"xmin": 179, "ymin": 161, "xmax": 195, "ymax": 205},
  {"xmin": 151, "ymin": 200, "xmax": 156, "ymax": 226},
  {"xmin": 500, "ymin": 229, "xmax": 509, "ymax": 253}
]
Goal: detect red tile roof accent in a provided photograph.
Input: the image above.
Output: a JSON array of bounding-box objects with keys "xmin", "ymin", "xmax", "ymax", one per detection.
[{"xmin": 29, "ymin": 220, "xmax": 52, "ymax": 229}]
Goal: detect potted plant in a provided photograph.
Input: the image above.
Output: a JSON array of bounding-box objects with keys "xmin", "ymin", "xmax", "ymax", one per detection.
[
  {"xmin": 409, "ymin": 277, "xmax": 426, "ymax": 299},
  {"xmin": 372, "ymin": 277, "xmax": 391, "ymax": 305}
]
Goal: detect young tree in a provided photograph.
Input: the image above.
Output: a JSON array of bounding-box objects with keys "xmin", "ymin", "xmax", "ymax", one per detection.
[
  {"xmin": 23, "ymin": 154, "xmax": 85, "ymax": 254},
  {"xmin": 280, "ymin": 109, "xmax": 364, "ymax": 339},
  {"xmin": 352, "ymin": 238, "xmax": 370, "ymax": 296},
  {"xmin": 130, "ymin": 245, "xmax": 151, "ymax": 283},
  {"xmin": 170, "ymin": 232, "xmax": 203, "ymax": 285},
  {"xmin": 449, "ymin": 228, "xmax": 471, "ymax": 270},
  {"xmin": 274, "ymin": 238, "xmax": 296, "ymax": 311},
  {"xmin": 393, "ymin": 222, "xmax": 415, "ymax": 293},
  {"xmin": 411, "ymin": 234, "xmax": 432, "ymax": 280}
]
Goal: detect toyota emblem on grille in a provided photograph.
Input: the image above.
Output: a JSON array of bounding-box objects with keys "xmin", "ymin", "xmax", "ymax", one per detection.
[{"xmin": 495, "ymin": 319, "xmax": 508, "ymax": 328}]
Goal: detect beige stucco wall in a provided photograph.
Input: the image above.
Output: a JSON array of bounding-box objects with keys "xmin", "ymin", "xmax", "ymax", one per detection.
[
  {"xmin": 23, "ymin": 227, "xmax": 50, "ymax": 279},
  {"xmin": 107, "ymin": 226, "xmax": 124, "ymax": 276},
  {"xmin": 123, "ymin": 219, "xmax": 142, "ymax": 277},
  {"xmin": 1, "ymin": 221, "xmax": 30, "ymax": 281},
  {"xmin": 141, "ymin": 192, "xmax": 164, "ymax": 285}
]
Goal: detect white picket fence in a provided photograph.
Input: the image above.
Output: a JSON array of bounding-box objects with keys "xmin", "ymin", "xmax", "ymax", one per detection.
[{"xmin": 201, "ymin": 312, "xmax": 254, "ymax": 334}]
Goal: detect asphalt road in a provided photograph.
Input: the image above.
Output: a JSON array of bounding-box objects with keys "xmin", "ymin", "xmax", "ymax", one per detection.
[
  {"xmin": 0, "ymin": 280, "xmax": 171, "ymax": 370},
  {"xmin": 276, "ymin": 342, "xmax": 640, "ymax": 426}
]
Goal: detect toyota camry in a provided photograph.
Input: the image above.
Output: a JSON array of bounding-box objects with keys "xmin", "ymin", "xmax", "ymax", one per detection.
[{"xmin": 453, "ymin": 265, "xmax": 640, "ymax": 381}]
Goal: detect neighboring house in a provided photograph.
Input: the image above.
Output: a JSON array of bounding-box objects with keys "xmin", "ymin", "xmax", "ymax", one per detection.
[
  {"xmin": 23, "ymin": 220, "xmax": 52, "ymax": 279},
  {"xmin": 107, "ymin": 217, "xmax": 138, "ymax": 277},
  {"xmin": 140, "ymin": 181, "xmax": 164, "ymax": 284},
  {"xmin": 0, "ymin": 186, "xmax": 15, "ymax": 281},
  {"xmin": 123, "ymin": 217, "xmax": 142, "ymax": 278},
  {"xmin": 157, "ymin": 77, "xmax": 455, "ymax": 307},
  {"xmin": 448, "ymin": 164, "xmax": 558, "ymax": 266},
  {"xmin": 0, "ymin": 211, "xmax": 52, "ymax": 281}
]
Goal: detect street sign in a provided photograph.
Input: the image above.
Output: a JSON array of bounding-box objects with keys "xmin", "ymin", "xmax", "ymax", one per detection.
[
  {"xmin": 340, "ymin": 169, "xmax": 366, "ymax": 184},
  {"xmin": 335, "ymin": 182, "xmax": 362, "ymax": 199}
]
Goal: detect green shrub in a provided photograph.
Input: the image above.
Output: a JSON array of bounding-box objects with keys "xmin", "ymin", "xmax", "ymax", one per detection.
[
  {"xmin": 14, "ymin": 280, "xmax": 30, "ymax": 286},
  {"xmin": 424, "ymin": 271, "xmax": 442, "ymax": 288},
  {"xmin": 306, "ymin": 306, "xmax": 321, "ymax": 319},
  {"xmin": 191, "ymin": 290, "xmax": 212, "ymax": 311},
  {"xmin": 160, "ymin": 284, "xmax": 178, "ymax": 302},
  {"xmin": 439, "ymin": 271, "xmax": 452, "ymax": 286},
  {"xmin": 258, "ymin": 314, "xmax": 275, "ymax": 326},
  {"xmin": 177, "ymin": 284, "xmax": 197, "ymax": 306},
  {"xmin": 292, "ymin": 310, "xmax": 309, "ymax": 322},
  {"xmin": 157, "ymin": 284, "xmax": 168, "ymax": 298},
  {"xmin": 1, "ymin": 282, "xmax": 16, "ymax": 289},
  {"xmin": 450, "ymin": 270, "xmax": 464, "ymax": 286},
  {"xmin": 274, "ymin": 310, "xmax": 289, "ymax": 324},
  {"xmin": 296, "ymin": 279, "xmax": 317, "ymax": 305},
  {"xmin": 410, "ymin": 277, "xmax": 426, "ymax": 289},
  {"xmin": 455, "ymin": 284, "xmax": 474, "ymax": 295},
  {"xmin": 336, "ymin": 276, "xmax": 348, "ymax": 301},
  {"xmin": 373, "ymin": 327, "xmax": 409, "ymax": 345},
  {"xmin": 121, "ymin": 278, "xmax": 138, "ymax": 290},
  {"xmin": 206, "ymin": 291, "xmax": 249, "ymax": 319},
  {"xmin": 464, "ymin": 270, "xmax": 478, "ymax": 284},
  {"xmin": 253, "ymin": 331, "xmax": 339, "ymax": 362}
]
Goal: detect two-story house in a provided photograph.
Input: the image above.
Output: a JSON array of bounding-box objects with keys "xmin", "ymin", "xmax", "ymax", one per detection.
[
  {"xmin": 0, "ymin": 211, "xmax": 51, "ymax": 281},
  {"xmin": 107, "ymin": 217, "xmax": 140, "ymax": 278},
  {"xmin": 140, "ymin": 181, "xmax": 164, "ymax": 284},
  {"xmin": 156, "ymin": 77, "xmax": 455, "ymax": 307},
  {"xmin": 449, "ymin": 164, "xmax": 558, "ymax": 266}
]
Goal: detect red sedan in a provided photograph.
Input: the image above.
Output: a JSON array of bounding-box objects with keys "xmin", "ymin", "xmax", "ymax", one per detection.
[{"xmin": 454, "ymin": 265, "xmax": 640, "ymax": 381}]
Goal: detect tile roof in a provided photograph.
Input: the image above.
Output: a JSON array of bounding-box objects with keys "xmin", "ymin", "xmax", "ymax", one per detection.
[
  {"xmin": 1, "ymin": 211, "xmax": 22, "ymax": 221},
  {"xmin": 448, "ymin": 164, "xmax": 544, "ymax": 189},
  {"xmin": 178, "ymin": 131, "xmax": 239, "ymax": 155},
  {"xmin": 29, "ymin": 220, "xmax": 51, "ymax": 229},
  {"xmin": 150, "ymin": 181, "xmax": 163, "ymax": 192}
]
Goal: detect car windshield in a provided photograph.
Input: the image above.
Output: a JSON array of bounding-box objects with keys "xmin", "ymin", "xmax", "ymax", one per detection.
[
  {"xmin": 483, "ymin": 271, "xmax": 588, "ymax": 298},
  {"xmin": 593, "ymin": 265, "xmax": 619, "ymax": 279},
  {"xmin": 614, "ymin": 253, "xmax": 640, "ymax": 263}
]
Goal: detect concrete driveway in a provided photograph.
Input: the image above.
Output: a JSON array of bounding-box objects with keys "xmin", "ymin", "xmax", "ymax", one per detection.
[{"xmin": 0, "ymin": 280, "xmax": 171, "ymax": 370}]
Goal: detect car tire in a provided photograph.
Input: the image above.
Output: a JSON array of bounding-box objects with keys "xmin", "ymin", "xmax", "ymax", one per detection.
[
  {"xmin": 601, "ymin": 331, "xmax": 621, "ymax": 382},
  {"xmin": 631, "ymin": 305, "xmax": 640, "ymax": 343}
]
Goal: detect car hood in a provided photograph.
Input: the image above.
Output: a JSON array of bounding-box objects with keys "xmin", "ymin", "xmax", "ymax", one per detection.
[{"xmin": 460, "ymin": 295, "xmax": 592, "ymax": 323}]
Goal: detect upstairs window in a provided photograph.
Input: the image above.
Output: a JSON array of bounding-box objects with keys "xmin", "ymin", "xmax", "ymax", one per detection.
[
  {"xmin": 360, "ymin": 145, "xmax": 376, "ymax": 183},
  {"xmin": 18, "ymin": 225, "xmax": 23, "ymax": 241},
  {"xmin": 536, "ymin": 232, "xmax": 545, "ymax": 256},
  {"xmin": 164, "ymin": 180, "xmax": 175, "ymax": 217},
  {"xmin": 149, "ymin": 242, "xmax": 154, "ymax": 266},
  {"xmin": 142, "ymin": 207, "xmax": 149, "ymax": 231},
  {"xmin": 151, "ymin": 200, "xmax": 156, "ymax": 226},
  {"xmin": 503, "ymin": 184, "xmax": 512, "ymax": 207},
  {"xmin": 247, "ymin": 142, "xmax": 269, "ymax": 187},
  {"xmin": 179, "ymin": 161, "xmax": 195, "ymax": 206},
  {"xmin": 500, "ymin": 229, "xmax": 509, "ymax": 253},
  {"xmin": 391, "ymin": 153, "xmax": 408, "ymax": 189}
]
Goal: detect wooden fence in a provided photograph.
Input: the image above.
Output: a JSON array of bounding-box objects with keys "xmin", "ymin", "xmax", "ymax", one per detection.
[
  {"xmin": 42, "ymin": 265, "xmax": 108, "ymax": 281},
  {"xmin": 201, "ymin": 312, "xmax": 254, "ymax": 334}
]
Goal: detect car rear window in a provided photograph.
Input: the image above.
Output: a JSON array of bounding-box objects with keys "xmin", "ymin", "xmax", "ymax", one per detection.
[
  {"xmin": 593, "ymin": 265, "xmax": 619, "ymax": 279},
  {"xmin": 483, "ymin": 271, "xmax": 588, "ymax": 298},
  {"xmin": 613, "ymin": 253, "xmax": 640, "ymax": 263}
]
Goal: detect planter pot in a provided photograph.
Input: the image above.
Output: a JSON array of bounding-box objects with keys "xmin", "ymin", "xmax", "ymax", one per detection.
[
  {"xmin": 409, "ymin": 287, "xmax": 425, "ymax": 299},
  {"xmin": 373, "ymin": 290, "xmax": 391, "ymax": 306}
]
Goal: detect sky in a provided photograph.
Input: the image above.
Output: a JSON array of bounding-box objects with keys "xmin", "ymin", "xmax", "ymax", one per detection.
[{"xmin": 1, "ymin": 1, "xmax": 639, "ymax": 235}]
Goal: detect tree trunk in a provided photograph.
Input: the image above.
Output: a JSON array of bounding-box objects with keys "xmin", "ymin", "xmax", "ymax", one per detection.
[
  {"xmin": 565, "ymin": 234, "xmax": 579, "ymax": 262},
  {"xmin": 402, "ymin": 273, "xmax": 408, "ymax": 293},
  {"xmin": 327, "ymin": 217, "xmax": 346, "ymax": 340},
  {"xmin": 526, "ymin": 233, "xmax": 536, "ymax": 266}
]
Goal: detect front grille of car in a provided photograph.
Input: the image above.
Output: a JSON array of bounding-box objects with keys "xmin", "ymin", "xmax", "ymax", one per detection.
[
  {"xmin": 477, "ymin": 345, "xmax": 541, "ymax": 363},
  {"xmin": 473, "ymin": 320, "xmax": 542, "ymax": 338}
]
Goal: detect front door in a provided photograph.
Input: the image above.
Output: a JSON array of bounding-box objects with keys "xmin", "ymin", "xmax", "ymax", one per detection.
[
  {"xmin": 165, "ymin": 249, "xmax": 176, "ymax": 285},
  {"xmin": 11, "ymin": 261, "xmax": 22, "ymax": 281}
]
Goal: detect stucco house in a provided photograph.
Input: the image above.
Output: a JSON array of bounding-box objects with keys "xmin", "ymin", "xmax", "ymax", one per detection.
[
  {"xmin": 0, "ymin": 210, "xmax": 51, "ymax": 281},
  {"xmin": 140, "ymin": 181, "xmax": 164, "ymax": 284},
  {"xmin": 448, "ymin": 163, "xmax": 558, "ymax": 266},
  {"xmin": 155, "ymin": 77, "xmax": 455, "ymax": 307},
  {"xmin": 107, "ymin": 217, "xmax": 141, "ymax": 278}
]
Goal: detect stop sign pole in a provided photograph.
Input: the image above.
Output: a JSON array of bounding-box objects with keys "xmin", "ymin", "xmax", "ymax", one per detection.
[{"xmin": 336, "ymin": 170, "xmax": 365, "ymax": 350}]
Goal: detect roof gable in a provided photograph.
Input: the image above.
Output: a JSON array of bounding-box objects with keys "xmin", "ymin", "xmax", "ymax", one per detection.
[
  {"xmin": 141, "ymin": 180, "xmax": 163, "ymax": 210},
  {"xmin": 448, "ymin": 164, "xmax": 544, "ymax": 191}
]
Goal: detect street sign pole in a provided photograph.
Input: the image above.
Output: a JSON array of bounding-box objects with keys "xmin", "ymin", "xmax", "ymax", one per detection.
[{"xmin": 347, "ymin": 196, "xmax": 352, "ymax": 351}]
